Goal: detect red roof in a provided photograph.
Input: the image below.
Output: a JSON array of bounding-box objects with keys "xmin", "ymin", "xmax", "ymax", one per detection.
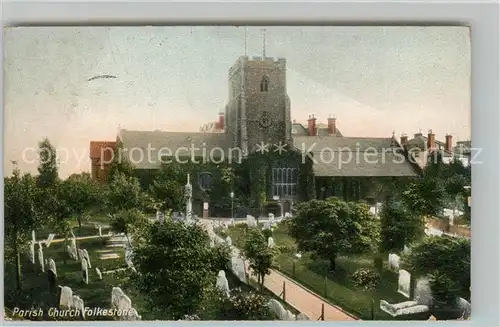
[{"xmin": 89, "ymin": 141, "xmax": 116, "ymax": 160}]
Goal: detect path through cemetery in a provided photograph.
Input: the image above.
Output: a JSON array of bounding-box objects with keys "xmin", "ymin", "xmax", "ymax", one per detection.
[
  {"xmin": 200, "ymin": 219, "xmax": 357, "ymax": 321},
  {"xmin": 253, "ymin": 264, "xmax": 357, "ymax": 320}
]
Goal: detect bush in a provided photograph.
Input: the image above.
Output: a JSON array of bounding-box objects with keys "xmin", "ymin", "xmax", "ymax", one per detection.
[{"xmin": 351, "ymin": 268, "xmax": 380, "ymax": 290}]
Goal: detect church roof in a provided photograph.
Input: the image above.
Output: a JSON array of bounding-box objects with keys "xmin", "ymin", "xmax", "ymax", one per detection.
[
  {"xmin": 292, "ymin": 136, "xmax": 420, "ymax": 177},
  {"xmin": 119, "ymin": 130, "xmax": 233, "ymax": 169},
  {"xmin": 119, "ymin": 129, "xmax": 420, "ymax": 177}
]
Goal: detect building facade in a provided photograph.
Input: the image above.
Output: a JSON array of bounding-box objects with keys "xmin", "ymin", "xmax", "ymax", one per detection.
[{"xmin": 90, "ymin": 55, "xmax": 421, "ymax": 214}]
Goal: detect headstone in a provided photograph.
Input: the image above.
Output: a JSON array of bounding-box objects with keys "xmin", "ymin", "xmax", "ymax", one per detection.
[
  {"xmin": 246, "ymin": 215, "xmax": 257, "ymax": 228},
  {"xmin": 230, "ymin": 218, "xmax": 235, "ymax": 226},
  {"xmin": 398, "ymin": 269, "xmax": 411, "ymax": 298},
  {"xmin": 403, "ymin": 245, "xmax": 410, "ymax": 254},
  {"xmin": 267, "ymin": 299, "xmax": 287, "ymax": 320},
  {"xmin": 285, "ymin": 310, "xmax": 296, "ymax": 320},
  {"xmin": 388, "ymin": 253, "xmax": 400, "ymax": 271},
  {"xmin": 31, "ymin": 230, "xmax": 36, "ymax": 243},
  {"xmin": 72, "ymin": 295, "xmax": 85, "ymax": 319},
  {"xmin": 457, "ymin": 297, "xmax": 471, "ymax": 320},
  {"xmin": 71, "ymin": 238, "xmax": 78, "ymax": 260},
  {"xmin": 262, "ymin": 221, "xmax": 271, "ymax": 230},
  {"xmin": 98, "ymin": 226, "xmax": 102, "ymax": 237},
  {"xmin": 29, "ymin": 242, "xmax": 35, "ymax": 264},
  {"xmin": 225, "ymin": 236, "xmax": 232, "ymax": 247},
  {"xmin": 216, "ymin": 270, "xmax": 230, "ymax": 298},
  {"xmin": 296, "ymin": 313, "xmax": 310, "ymax": 320},
  {"xmin": 81, "ymin": 259, "xmax": 89, "ymax": 284},
  {"xmin": 46, "ymin": 234, "xmax": 56, "ymax": 248},
  {"xmin": 95, "ymin": 267, "xmax": 103, "ymax": 280},
  {"xmin": 414, "ymin": 277, "xmax": 432, "ymax": 306},
  {"xmin": 78, "ymin": 249, "xmax": 85, "ymax": 261},
  {"xmin": 82, "ymin": 249, "xmax": 92, "ymax": 268},
  {"xmin": 268, "ymin": 213, "xmax": 275, "ymax": 223},
  {"xmin": 59, "ymin": 286, "xmax": 73, "ymax": 308},
  {"xmin": 230, "ymin": 257, "xmax": 247, "ymax": 284},
  {"xmin": 47, "ymin": 270, "xmax": 57, "ymax": 294},
  {"xmin": 38, "ymin": 245, "xmax": 44, "ymax": 272},
  {"xmin": 268, "ymin": 237, "xmax": 275, "ymax": 248},
  {"xmin": 284, "ymin": 212, "xmax": 292, "ymax": 218},
  {"xmin": 48, "ymin": 258, "xmax": 57, "ymax": 276},
  {"xmin": 111, "ymin": 287, "xmax": 133, "ymax": 320},
  {"xmin": 125, "ymin": 247, "xmax": 134, "ymax": 269}
]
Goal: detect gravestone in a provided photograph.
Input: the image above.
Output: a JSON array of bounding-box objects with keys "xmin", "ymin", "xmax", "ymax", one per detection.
[
  {"xmin": 216, "ymin": 270, "xmax": 230, "ymax": 298},
  {"xmin": 231, "ymin": 257, "xmax": 247, "ymax": 284},
  {"xmin": 225, "ymin": 236, "xmax": 232, "ymax": 247},
  {"xmin": 388, "ymin": 253, "xmax": 400, "ymax": 271},
  {"xmin": 296, "ymin": 313, "xmax": 310, "ymax": 320},
  {"xmin": 268, "ymin": 213, "xmax": 275, "ymax": 223},
  {"xmin": 268, "ymin": 237, "xmax": 275, "ymax": 248},
  {"xmin": 403, "ymin": 245, "xmax": 410, "ymax": 254},
  {"xmin": 284, "ymin": 212, "xmax": 292, "ymax": 218},
  {"xmin": 38, "ymin": 244, "xmax": 44, "ymax": 272},
  {"xmin": 246, "ymin": 215, "xmax": 257, "ymax": 228},
  {"xmin": 48, "ymin": 258, "xmax": 57, "ymax": 276},
  {"xmin": 125, "ymin": 247, "xmax": 134, "ymax": 269},
  {"xmin": 285, "ymin": 310, "xmax": 296, "ymax": 320},
  {"xmin": 32, "ymin": 230, "xmax": 36, "ymax": 243},
  {"xmin": 98, "ymin": 226, "xmax": 102, "ymax": 237},
  {"xmin": 82, "ymin": 249, "xmax": 92, "ymax": 268},
  {"xmin": 47, "ymin": 270, "xmax": 57, "ymax": 294},
  {"xmin": 263, "ymin": 221, "xmax": 271, "ymax": 230},
  {"xmin": 59, "ymin": 286, "xmax": 73, "ymax": 308},
  {"xmin": 71, "ymin": 238, "xmax": 78, "ymax": 260},
  {"xmin": 95, "ymin": 268, "xmax": 103, "ymax": 280},
  {"xmin": 46, "ymin": 233, "xmax": 56, "ymax": 248},
  {"xmin": 111, "ymin": 287, "xmax": 133, "ymax": 320},
  {"xmin": 414, "ymin": 277, "xmax": 432, "ymax": 306},
  {"xmin": 230, "ymin": 218, "xmax": 235, "ymax": 226},
  {"xmin": 81, "ymin": 258, "xmax": 89, "ymax": 284},
  {"xmin": 398, "ymin": 269, "xmax": 411, "ymax": 298},
  {"xmin": 457, "ymin": 297, "xmax": 471, "ymax": 320},
  {"xmin": 267, "ymin": 299, "xmax": 287, "ymax": 320},
  {"xmin": 72, "ymin": 295, "xmax": 85, "ymax": 319},
  {"xmin": 29, "ymin": 242, "xmax": 35, "ymax": 264}
]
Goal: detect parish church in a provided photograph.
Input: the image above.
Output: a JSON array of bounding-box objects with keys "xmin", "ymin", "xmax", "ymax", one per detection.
[{"xmin": 90, "ymin": 48, "xmax": 421, "ymax": 216}]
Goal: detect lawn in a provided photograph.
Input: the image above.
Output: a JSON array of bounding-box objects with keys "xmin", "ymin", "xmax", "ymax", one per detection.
[
  {"xmin": 222, "ymin": 222, "xmax": 408, "ymax": 320},
  {"xmin": 36, "ymin": 214, "xmax": 112, "ymax": 240}
]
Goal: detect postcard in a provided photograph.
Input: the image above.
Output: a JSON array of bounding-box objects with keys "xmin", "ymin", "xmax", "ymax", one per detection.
[{"xmin": 4, "ymin": 26, "xmax": 471, "ymax": 321}]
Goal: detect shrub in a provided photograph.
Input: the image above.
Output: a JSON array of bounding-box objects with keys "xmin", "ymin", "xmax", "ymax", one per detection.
[{"xmin": 351, "ymin": 268, "xmax": 381, "ymax": 291}]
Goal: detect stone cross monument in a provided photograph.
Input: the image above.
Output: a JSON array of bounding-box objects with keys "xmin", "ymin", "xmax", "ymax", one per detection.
[{"xmin": 185, "ymin": 174, "xmax": 193, "ymax": 220}]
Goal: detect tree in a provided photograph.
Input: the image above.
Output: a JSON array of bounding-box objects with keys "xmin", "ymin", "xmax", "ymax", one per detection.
[
  {"xmin": 110, "ymin": 209, "xmax": 150, "ymax": 246},
  {"xmin": 59, "ymin": 173, "xmax": 101, "ymax": 228},
  {"xmin": 149, "ymin": 163, "xmax": 186, "ymax": 212},
  {"xmin": 107, "ymin": 140, "xmax": 135, "ymax": 181},
  {"xmin": 379, "ymin": 200, "xmax": 424, "ymax": 253},
  {"xmin": 401, "ymin": 236, "xmax": 470, "ymax": 301},
  {"xmin": 4, "ymin": 165, "xmax": 40, "ymax": 290},
  {"xmin": 105, "ymin": 173, "xmax": 157, "ymax": 214},
  {"xmin": 242, "ymin": 228, "xmax": 277, "ymax": 291},
  {"xmin": 289, "ymin": 197, "xmax": 380, "ymax": 271},
  {"xmin": 37, "ymin": 138, "xmax": 59, "ymax": 188},
  {"xmin": 132, "ymin": 220, "xmax": 230, "ymax": 319},
  {"xmin": 401, "ymin": 178, "xmax": 446, "ymax": 217}
]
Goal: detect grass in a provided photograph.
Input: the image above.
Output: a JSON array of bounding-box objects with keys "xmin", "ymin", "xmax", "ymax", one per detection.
[
  {"xmin": 224, "ymin": 223, "xmax": 409, "ymax": 320},
  {"xmin": 4, "ymin": 237, "xmax": 144, "ymax": 321}
]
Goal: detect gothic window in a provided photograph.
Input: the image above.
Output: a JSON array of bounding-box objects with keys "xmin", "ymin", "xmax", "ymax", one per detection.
[
  {"xmin": 260, "ymin": 76, "xmax": 269, "ymax": 92},
  {"xmin": 198, "ymin": 172, "xmax": 212, "ymax": 191},
  {"xmin": 272, "ymin": 168, "xmax": 297, "ymax": 198}
]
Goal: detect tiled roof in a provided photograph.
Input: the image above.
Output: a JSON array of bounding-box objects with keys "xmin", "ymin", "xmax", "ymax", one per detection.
[
  {"xmin": 119, "ymin": 130, "xmax": 233, "ymax": 169},
  {"xmin": 89, "ymin": 141, "xmax": 116, "ymax": 160},
  {"xmin": 292, "ymin": 136, "xmax": 419, "ymax": 177}
]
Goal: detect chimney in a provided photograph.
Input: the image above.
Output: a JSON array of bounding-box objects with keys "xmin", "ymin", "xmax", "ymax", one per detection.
[
  {"xmin": 307, "ymin": 114, "xmax": 317, "ymax": 136},
  {"xmin": 327, "ymin": 115, "xmax": 337, "ymax": 136},
  {"xmin": 400, "ymin": 133, "xmax": 408, "ymax": 146},
  {"xmin": 445, "ymin": 134, "xmax": 453, "ymax": 152},
  {"xmin": 217, "ymin": 112, "xmax": 224, "ymax": 130},
  {"xmin": 427, "ymin": 129, "xmax": 435, "ymax": 150}
]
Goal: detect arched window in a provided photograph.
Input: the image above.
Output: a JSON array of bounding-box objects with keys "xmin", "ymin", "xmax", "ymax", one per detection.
[
  {"xmin": 198, "ymin": 172, "xmax": 212, "ymax": 191},
  {"xmin": 271, "ymin": 167, "xmax": 298, "ymax": 198},
  {"xmin": 260, "ymin": 76, "xmax": 269, "ymax": 92}
]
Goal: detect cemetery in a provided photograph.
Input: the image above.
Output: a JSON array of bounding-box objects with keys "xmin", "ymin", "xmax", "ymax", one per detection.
[{"xmin": 4, "ymin": 138, "xmax": 471, "ymax": 321}]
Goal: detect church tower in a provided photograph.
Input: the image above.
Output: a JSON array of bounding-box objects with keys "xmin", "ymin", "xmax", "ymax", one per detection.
[{"xmin": 225, "ymin": 55, "xmax": 291, "ymax": 156}]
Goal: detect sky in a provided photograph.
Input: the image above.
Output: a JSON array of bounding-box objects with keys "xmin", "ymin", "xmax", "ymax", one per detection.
[{"xmin": 4, "ymin": 26, "xmax": 471, "ymax": 178}]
